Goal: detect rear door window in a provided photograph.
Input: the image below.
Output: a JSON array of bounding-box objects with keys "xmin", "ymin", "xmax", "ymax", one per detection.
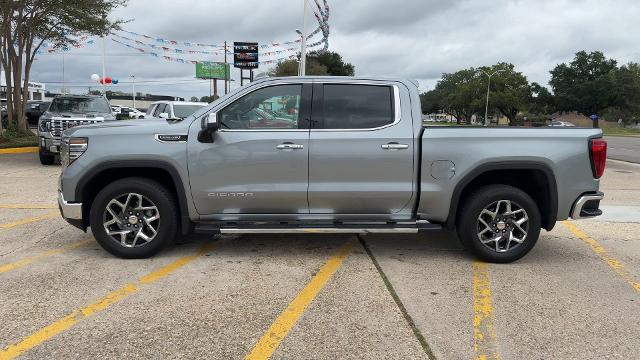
[
  {"xmin": 321, "ymin": 84, "xmax": 394, "ymax": 129},
  {"xmin": 153, "ymin": 104, "xmax": 166, "ymax": 117}
]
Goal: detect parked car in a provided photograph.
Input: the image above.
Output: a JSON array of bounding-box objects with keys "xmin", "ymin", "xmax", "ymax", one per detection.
[
  {"xmin": 145, "ymin": 101, "xmax": 207, "ymax": 120},
  {"xmin": 113, "ymin": 106, "xmax": 146, "ymax": 120},
  {"xmin": 549, "ymin": 120, "xmax": 576, "ymax": 127},
  {"xmin": 25, "ymin": 100, "xmax": 51, "ymax": 126},
  {"xmin": 37, "ymin": 94, "xmax": 115, "ymax": 165},
  {"xmin": 57, "ymin": 77, "xmax": 606, "ymax": 262}
]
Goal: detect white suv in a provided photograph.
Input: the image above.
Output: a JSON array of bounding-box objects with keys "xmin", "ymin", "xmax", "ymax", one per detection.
[{"xmin": 146, "ymin": 101, "xmax": 207, "ymax": 120}]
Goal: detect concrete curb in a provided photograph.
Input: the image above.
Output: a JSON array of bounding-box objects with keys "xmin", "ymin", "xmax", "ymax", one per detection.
[{"xmin": 0, "ymin": 146, "xmax": 38, "ymax": 154}]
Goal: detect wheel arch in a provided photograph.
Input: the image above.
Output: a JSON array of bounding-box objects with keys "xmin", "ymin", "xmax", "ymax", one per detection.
[
  {"xmin": 75, "ymin": 160, "xmax": 192, "ymax": 235},
  {"xmin": 446, "ymin": 161, "xmax": 558, "ymax": 231}
]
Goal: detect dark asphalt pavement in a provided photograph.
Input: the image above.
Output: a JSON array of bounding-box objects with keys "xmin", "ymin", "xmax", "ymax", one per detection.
[{"xmin": 605, "ymin": 136, "xmax": 640, "ymax": 164}]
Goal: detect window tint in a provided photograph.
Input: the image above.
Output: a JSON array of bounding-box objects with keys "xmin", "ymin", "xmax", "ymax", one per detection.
[
  {"xmin": 49, "ymin": 96, "xmax": 111, "ymax": 114},
  {"xmin": 322, "ymin": 85, "xmax": 394, "ymax": 129},
  {"xmin": 146, "ymin": 105, "xmax": 156, "ymax": 115},
  {"xmin": 153, "ymin": 104, "xmax": 166, "ymax": 117},
  {"xmin": 219, "ymin": 85, "xmax": 301, "ymax": 130}
]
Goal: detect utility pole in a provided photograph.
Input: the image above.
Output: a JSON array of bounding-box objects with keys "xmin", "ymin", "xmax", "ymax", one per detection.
[
  {"xmin": 62, "ymin": 52, "xmax": 65, "ymax": 94},
  {"xmin": 478, "ymin": 69, "xmax": 505, "ymax": 126}
]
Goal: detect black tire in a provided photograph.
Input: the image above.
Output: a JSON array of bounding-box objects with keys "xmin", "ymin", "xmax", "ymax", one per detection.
[
  {"xmin": 89, "ymin": 177, "xmax": 178, "ymax": 258},
  {"xmin": 39, "ymin": 150, "xmax": 55, "ymax": 165},
  {"xmin": 457, "ymin": 185, "xmax": 541, "ymax": 263}
]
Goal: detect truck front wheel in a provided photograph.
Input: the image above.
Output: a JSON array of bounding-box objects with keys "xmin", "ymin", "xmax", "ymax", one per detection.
[
  {"xmin": 457, "ymin": 185, "xmax": 541, "ymax": 263},
  {"xmin": 39, "ymin": 150, "xmax": 55, "ymax": 165},
  {"xmin": 89, "ymin": 177, "xmax": 178, "ymax": 258}
]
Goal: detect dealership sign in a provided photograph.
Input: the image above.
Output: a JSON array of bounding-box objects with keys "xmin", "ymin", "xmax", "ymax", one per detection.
[
  {"xmin": 195, "ymin": 62, "xmax": 230, "ymax": 80},
  {"xmin": 233, "ymin": 42, "xmax": 259, "ymax": 69}
]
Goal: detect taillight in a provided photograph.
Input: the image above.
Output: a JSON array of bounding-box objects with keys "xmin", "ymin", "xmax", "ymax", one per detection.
[{"xmin": 589, "ymin": 139, "xmax": 607, "ymax": 179}]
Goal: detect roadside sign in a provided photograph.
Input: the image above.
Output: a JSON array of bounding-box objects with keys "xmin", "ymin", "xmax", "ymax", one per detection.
[
  {"xmin": 195, "ymin": 62, "xmax": 230, "ymax": 80},
  {"xmin": 234, "ymin": 42, "xmax": 259, "ymax": 69}
]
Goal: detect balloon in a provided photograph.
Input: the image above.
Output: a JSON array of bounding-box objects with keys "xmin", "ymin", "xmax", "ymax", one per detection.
[
  {"xmin": 104, "ymin": 76, "xmax": 112, "ymax": 84},
  {"xmin": 91, "ymin": 74, "xmax": 100, "ymax": 81},
  {"xmin": 112, "ymin": 79, "xmax": 118, "ymax": 84}
]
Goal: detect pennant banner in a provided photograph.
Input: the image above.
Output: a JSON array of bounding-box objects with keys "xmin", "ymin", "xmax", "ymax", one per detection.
[{"xmin": 111, "ymin": 38, "xmax": 298, "ymax": 66}]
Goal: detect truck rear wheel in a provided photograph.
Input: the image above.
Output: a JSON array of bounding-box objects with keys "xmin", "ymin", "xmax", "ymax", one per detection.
[
  {"xmin": 457, "ymin": 185, "xmax": 541, "ymax": 263},
  {"xmin": 89, "ymin": 177, "xmax": 178, "ymax": 258}
]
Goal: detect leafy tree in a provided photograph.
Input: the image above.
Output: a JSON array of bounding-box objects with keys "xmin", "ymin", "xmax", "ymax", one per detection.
[
  {"xmin": 200, "ymin": 95, "xmax": 219, "ymax": 103},
  {"xmin": 268, "ymin": 58, "xmax": 328, "ymax": 77},
  {"xmin": 607, "ymin": 62, "xmax": 640, "ymax": 126},
  {"xmin": 190, "ymin": 96, "xmax": 199, "ymax": 102},
  {"xmin": 481, "ymin": 63, "xmax": 531, "ymax": 124},
  {"xmin": 526, "ymin": 82, "xmax": 555, "ymax": 116},
  {"xmin": 434, "ymin": 68, "xmax": 482, "ymax": 124},
  {"xmin": 268, "ymin": 50, "xmax": 354, "ymax": 77},
  {"xmin": 0, "ymin": 0, "xmax": 127, "ymax": 131},
  {"xmin": 419, "ymin": 89, "xmax": 442, "ymax": 115},
  {"xmin": 549, "ymin": 51, "xmax": 618, "ymax": 118}
]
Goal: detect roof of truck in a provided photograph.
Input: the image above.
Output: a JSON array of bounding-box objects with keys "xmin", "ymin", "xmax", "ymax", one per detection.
[{"xmin": 250, "ymin": 76, "xmax": 419, "ymax": 88}]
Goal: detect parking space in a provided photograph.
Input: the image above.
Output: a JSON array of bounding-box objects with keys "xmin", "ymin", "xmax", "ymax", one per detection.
[{"xmin": 1, "ymin": 153, "xmax": 639, "ymax": 359}]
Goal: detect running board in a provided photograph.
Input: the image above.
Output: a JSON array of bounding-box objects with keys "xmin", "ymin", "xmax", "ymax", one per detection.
[{"xmin": 194, "ymin": 221, "xmax": 442, "ymax": 235}]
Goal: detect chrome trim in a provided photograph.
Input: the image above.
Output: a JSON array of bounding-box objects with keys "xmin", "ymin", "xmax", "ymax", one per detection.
[
  {"xmin": 212, "ymin": 81, "xmax": 401, "ymax": 133},
  {"xmin": 311, "ymin": 84, "xmax": 402, "ymax": 132},
  {"xmin": 276, "ymin": 143, "xmax": 304, "ymax": 150},
  {"xmin": 154, "ymin": 134, "xmax": 188, "ymax": 143},
  {"xmin": 219, "ymin": 227, "xmax": 420, "ymax": 234},
  {"xmin": 381, "ymin": 143, "xmax": 409, "ymax": 150},
  {"xmin": 58, "ymin": 191, "xmax": 82, "ymax": 220},
  {"xmin": 571, "ymin": 192, "xmax": 604, "ymax": 219}
]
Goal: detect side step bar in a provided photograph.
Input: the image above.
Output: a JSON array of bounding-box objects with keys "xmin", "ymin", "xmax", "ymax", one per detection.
[{"xmin": 194, "ymin": 221, "xmax": 442, "ymax": 235}]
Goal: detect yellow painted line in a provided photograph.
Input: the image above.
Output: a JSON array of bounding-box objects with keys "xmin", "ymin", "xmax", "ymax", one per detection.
[
  {"xmin": 245, "ymin": 241, "xmax": 354, "ymax": 360},
  {"xmin": 0, "ymin": 211, "xmax": 59, "ymax": 229},
  {"xmin": 0, "ymin": 204, "xmax": 57, "ymax": 210},
  {"xmin": 0, "ymin": 147, "xmax": 38, "ymax": 154},
  {"xmin": 562, "ymin": 221, "xmax": 640, "ymax": 294},
  {"xmin": 0, "ymin": 241, "xmax": 218, "ymax": 360},
  {"xmin": 472, "ymin": 261, "xmax": 500, "ymax": 360},
  {"xmin": 0, "ymin": 239, "xmax": 92, "ymax": 274}
]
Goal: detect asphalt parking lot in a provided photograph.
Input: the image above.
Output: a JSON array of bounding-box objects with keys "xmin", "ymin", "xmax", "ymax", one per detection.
[{"xmin": 0, "ymin": 151, "xmax": 639, "ymax": 360}]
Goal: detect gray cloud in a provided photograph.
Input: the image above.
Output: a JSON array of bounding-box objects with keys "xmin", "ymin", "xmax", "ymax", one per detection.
[{"xmin": 29, "ymin": 0, "xmax": 640, "ymax": 100}]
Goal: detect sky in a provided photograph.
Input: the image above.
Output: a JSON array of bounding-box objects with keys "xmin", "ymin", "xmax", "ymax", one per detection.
[{"xmin": 30, "ymin": 0, "xmax": 640, "ymax": 103}]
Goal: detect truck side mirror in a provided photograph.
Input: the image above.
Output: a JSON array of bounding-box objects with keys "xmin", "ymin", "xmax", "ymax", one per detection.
[{"xmin": 198, "ymin": 113, "xmax": 219, "ymax": 143}]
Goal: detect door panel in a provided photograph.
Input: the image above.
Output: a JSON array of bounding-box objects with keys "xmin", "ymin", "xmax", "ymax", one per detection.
[
  {"xmin": 308, "ymin": 83, "xmax": 415, "ymax": 215},
  {"xmin": 188, "ymin": 83, "xmax": 311, "ymax": 215}
]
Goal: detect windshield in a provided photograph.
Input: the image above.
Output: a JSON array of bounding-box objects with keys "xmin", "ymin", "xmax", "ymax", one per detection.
[
  {"xmin": 173, "ymin": 104, "xmax": 205, "ymax": 118},
  {"xmin": 49, "ymin": 97, "xmax": 111, "ymax": 114}
]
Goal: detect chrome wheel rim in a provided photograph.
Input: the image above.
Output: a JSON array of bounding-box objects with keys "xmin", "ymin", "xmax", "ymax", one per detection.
[
  {"xmin": 477, "ymin": 200, "xmax": 528, "ymax": 253},
  {"xmin": 102, "ymin": 193, "xmax": 160, "ymax": 248}
]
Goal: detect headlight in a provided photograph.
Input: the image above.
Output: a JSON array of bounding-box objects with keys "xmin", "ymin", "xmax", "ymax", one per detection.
[
  {"xmin": 61, "ymin": 137, "xmax": 88, "ymax": 167},
  {"xmin": 38, "ymin": 117, "xmax": 51, "ymax": 132}
]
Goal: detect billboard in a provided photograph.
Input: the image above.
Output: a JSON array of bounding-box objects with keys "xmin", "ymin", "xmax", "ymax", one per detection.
[
  {"xmin": 195, "ymin": 62, "xmax": 230, "ymax": 79},
  {"xmin": 234, "ymin": 42, "xmax": 259, "ymax": 69}
]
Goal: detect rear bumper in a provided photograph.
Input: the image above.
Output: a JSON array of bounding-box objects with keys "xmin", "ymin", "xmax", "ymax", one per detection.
[
  {"xmin": 58, "ymin": 191, "xmax": 84, "ymax": 230},
  {"xmin": 570, "ymin": 192, "xmax": 604, "ymax": 220}
]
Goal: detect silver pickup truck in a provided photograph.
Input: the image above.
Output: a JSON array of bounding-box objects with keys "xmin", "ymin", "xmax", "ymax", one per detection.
[{"xmin": 57, "ymin": 76, "xmax": 607, "ymax": 262}]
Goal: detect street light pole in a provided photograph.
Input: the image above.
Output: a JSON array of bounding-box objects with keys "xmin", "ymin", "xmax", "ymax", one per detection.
[
  {"xmin": 130, "ymin": 75, "xmax": 136, "ymax": 109},
  {"xmin": 479, "ymin": 69, "xmax": 504, "ymax": 126},
  {"xmin": 297, "ymin": 0, "xmax": 308, "ymax": 76}
]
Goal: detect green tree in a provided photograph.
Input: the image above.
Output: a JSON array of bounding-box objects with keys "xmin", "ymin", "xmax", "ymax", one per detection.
[
  {"xmin": 481, "ymin": 63, "xmax": 531, "ymax": 125},
  {"xmin": 419, "ymin": 89, "xmax": 442, "ymax": 115},
  {"xmin": 549, "ymin": 51, "xmax": 618, "ymax": 118},
  {"xmin": 190, "ymin": 96, "xmax": 199, "ymax": 102},
  {"xmin": 435, "ymin": 68, "xmax": 482, "ymax": 124},
  {"xmin": 607, "ymin": 62, "xmax": 640, "ymax": 126},
  {"xmin": 268, "ymin": 51, "xmax": 354, "ymax": 77},
  {"xmin": 526, "ymin": 82, "xmax": 555, "ymax": 116},
  {"xmin": 0, "ymin": 0, "xmax": 127, "ymax": 131}
]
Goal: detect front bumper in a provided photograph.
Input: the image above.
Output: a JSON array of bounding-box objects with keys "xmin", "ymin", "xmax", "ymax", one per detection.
[
  {"xmin": 40, "ymin": 136, "xmax": 61, "ymax": 155},
  {"xmin": 58, "ymin": 191, "xmax": 84, "ymax": 231},
  {"xmin": 570, "ymin": 192, "xmax": 604, "ymax": 219}
]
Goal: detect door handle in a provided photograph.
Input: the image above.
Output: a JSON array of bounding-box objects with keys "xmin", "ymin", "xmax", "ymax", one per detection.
[
  {"xmin": 381, "ymin": 143, "xmax": 409, "ymax": 150},
  {"xmin": 276, "ymin": 143, "xmax": 304, "ymax": 150}
]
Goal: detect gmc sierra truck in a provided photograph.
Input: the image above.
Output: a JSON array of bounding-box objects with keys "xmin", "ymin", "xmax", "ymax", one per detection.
[{"xmin": 57, "ymin": 76, "xmax": 607, "ymax": 262}]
